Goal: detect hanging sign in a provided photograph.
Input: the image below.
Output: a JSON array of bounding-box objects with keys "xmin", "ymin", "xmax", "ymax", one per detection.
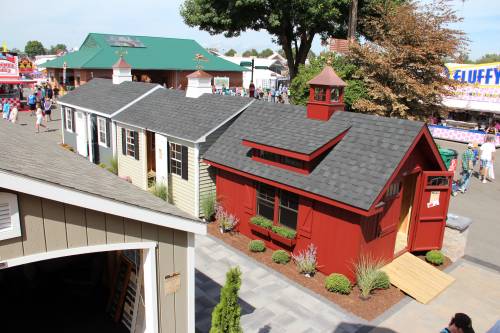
[
  {"xmin": 214, "ymin": 76, "xmax": 229, "ymax": 89},
  {"xmin": 427, "ymin": 191, "xmax": 440, "ymax": 208},
  {"xmin": 164, "ymin": 272, "xmax": 181, "ymax": 295},
  {"xmin": 0, "ymin": 52, "xmax": 19, "ymax": 78}
]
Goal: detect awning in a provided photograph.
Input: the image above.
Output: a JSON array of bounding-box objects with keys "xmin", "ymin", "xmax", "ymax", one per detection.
[{"xmin": 0, "ymin": 80, "xmax": 37, "ymax": 85}]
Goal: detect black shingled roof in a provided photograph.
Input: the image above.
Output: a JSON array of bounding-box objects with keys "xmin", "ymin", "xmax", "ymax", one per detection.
[
  {"xmin": 204, "ymin": 101, "xmax": 425, "ymax": 210},
  {"xmin": 58, "ymin": 78, "xmax": 163, "ymax": 115},
  {"xmin": 113, "ymin": 89, "xmax": 253, "ymax": 142}
]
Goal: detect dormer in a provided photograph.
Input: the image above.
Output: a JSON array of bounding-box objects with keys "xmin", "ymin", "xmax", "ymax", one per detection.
[{"xmin": 306, "ymin": 66, "xmax": 346, "ymax": 121}]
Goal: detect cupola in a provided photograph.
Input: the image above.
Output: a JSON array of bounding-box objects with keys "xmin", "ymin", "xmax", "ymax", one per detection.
[
  {"xmin": 112, "ymin": 56, "xmax": 132, "ymax": 84},
  {"xmin": 306, "ymin": 66, "xmax": 346, "ymax": 121},
  {"xmin": 186, "ymin": 70, "xmax": 213, "ymax": 98}
]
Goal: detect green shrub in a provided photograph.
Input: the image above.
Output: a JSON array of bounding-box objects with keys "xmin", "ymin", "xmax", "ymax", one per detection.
[
  {"xmin": 107, "ymin": 157, "xmax": 118, "ymax": 175},
  {"xmin": 355, "ymin": 255, "xmax": 389, "ymax": 298},
  {"xmin": 272, "ymin": 250, "xmax": 291, "ymax": 264},
  {"xmin": 248, "ymin": 240, "xmax": 266, "ymax": 252},
  {"xmin": 426, "ymin": 250, "xmax": 445, "ymax": 265},
  {"xmin": 98, "ymin": 163, "xmax": 107, "ymax": 169},
  {"xmin": 150, "ymin": 182, "xmax": 168, "ymax": 201},
  {"xmin": 271, "ymin": 225, "xmax": 296, "ymax": 239},
  {"xmin": 325, "ymin": 273, "xmax": 352, "ymax": 295},
  {"xmin": 210, "ymin": 266, "xmax": 243, "ymax": 333},
  {"xmin": 250, "ymin": 215, "xmax": 273, "ymax": 229},
  {"xmin": 201, "ymin": 192, "xmax": 217, "ymax": 220}
]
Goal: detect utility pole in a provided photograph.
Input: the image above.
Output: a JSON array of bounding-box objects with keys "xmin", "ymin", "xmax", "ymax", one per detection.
[{"xmin": 347, "ymin": 0, "xmax": 358, "ymax": 41}]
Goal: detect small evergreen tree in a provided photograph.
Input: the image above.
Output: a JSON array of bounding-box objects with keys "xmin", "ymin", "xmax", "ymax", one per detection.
[{"xmin": 210, "ymin": 266, "xmax": 243, "ymax": 333}]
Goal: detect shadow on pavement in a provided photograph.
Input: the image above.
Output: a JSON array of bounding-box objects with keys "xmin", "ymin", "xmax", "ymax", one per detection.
[
  {"xmin": 337, "ymin": 322, "xmax": 398, "ymax": 333},
  {"xmin": 195, "ymin": 269, "xmax": 255, "ymax": 332}
]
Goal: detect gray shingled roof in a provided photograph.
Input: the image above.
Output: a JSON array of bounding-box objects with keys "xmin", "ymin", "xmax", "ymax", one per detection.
[
  {"xmin": 113, "ymin": 89, "xmax": 253, "ymax": 142},
  {"xmin": 0, "ymin": 120, "xmax": 198, "ymax": 222},
  {"xmin": 58, "ymin": 78, "xmax": 162, "ymax": 115},
  {"xmin": 204, "ymin": 101, "xmax": 425, "ymax": 210},
  {"xmin": 242, "ymin": 103, "xmax": 350, "ymax": 154}
]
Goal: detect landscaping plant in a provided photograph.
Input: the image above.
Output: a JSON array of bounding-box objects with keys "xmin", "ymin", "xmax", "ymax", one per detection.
[
  {"xmin": 150, "ymin": 181, "xmax": 168, "ymax": 201},
  {"xmin": 248, "ymin": 240, "xmax": 266, "ymax": 252},
  {"xmin": 250, "ymin": 215, "xmax": 273, "ymax": 229},
  {"xmin": 325, "ymin": 273, "xmax": 352, "ymax": 295},
  {"xmin": 271, "ymin": 225, "xmax": 296, "ymax": 239},
  {"xmin": 425, "ymin": 250, "xmax": 445, "ymax": 266},
  {"xmin": 210, "ymin": 266, "xmax": 243, "ymax": 333},
  {"xmin": 216, "ymin": 204, "xmax": 239, "ymax": 232},
  {"xmin": 201, "ymin": 192, "xmax": 217, "ymax": 221},
  {"xmin": 107, "ymin": 157, "xmax": 118, "ymax": 175},
  {"xmin": 292, "ymin": 243, "xmax": 317, "ymax": 276},
  {"xmin": 272, "ymin": 250, "xmax": 291, "ymax": 264},
  {"xmin": 355, "ymin": 255, "xmax": 390, "ymax": 298}
]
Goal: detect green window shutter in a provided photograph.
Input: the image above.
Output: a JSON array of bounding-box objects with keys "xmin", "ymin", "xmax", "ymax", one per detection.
[
  {"xmin": 133, "ymin": 131, "xmax": 140, "ymax": 160},
  {"xmin": 121, "ymin": 128, "xmax": 126, "ymax": 155},
  {"xmin": 181, "ymin": 145, "xmax": 188, "ymax": 180}
]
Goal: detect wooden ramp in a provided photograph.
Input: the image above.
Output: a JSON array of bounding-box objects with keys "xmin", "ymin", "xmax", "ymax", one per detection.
[{"xmin": 381, "ymin": 252, "xmax": 455, "ymax": 304}]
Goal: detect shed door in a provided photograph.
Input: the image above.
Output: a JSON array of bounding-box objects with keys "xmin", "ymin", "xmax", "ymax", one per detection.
[
  {"xmin": 75, "ymin": 111, "xmax": 88, "ymax": 157},
  {"xmin": 410, "ymin": 171, "xmax": 453, "ymax": 251}
]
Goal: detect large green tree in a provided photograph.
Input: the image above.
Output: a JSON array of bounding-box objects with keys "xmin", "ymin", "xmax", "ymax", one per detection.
[
  {"xmin": 259, "ymin": 48, "xmax": 274, "ymax": 58},
  {"xmin": 348, "ymin": 0, "xmax": 466, "ymax": 119},
  {"xmin": 24, "ymin": 40, "xmax": 46, "ymax": 57},
  {"xmin": 224, "ymin": 48, "xmax": 237, "ymax": 56},
  {"xmin": 210, "ymin": 267, "xmax": 243, "ymax": 333},
  {"xmin": 48, "ymin": 43, "xmax": 67, "ymax": 54},
  {"xmin": 289, "ymin": 53, "xmax": 367, "ymax": 109},
  {"xmin": 475, "ymin": 53, "xmax": 500, "ymax": 64},
  {"xmin": 242, "ymin": 48, "xmax": 259, "ymax": 57}
]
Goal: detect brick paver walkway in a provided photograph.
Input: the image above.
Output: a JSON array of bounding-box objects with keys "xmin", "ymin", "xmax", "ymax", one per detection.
[{"xmin": 195, "ymin": 234, "xmax": 364, "ymax": 333}]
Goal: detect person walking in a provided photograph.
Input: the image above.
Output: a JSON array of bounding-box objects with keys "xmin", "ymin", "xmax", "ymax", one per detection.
[
  {"xmin": 2, "ymin": 100, "xmax": 10, "ymax": 120},
  {"xmin": 43, "ymin": 98, "xmax": 52, "ymax": 122},
  {"xmin": 459, "ymin": 143, "xmax": 474, "ymax": 193},
  {"xmin": 46, "ymin": 85, "xmax": 53, "ymax": 100},
  {"xmin": 53, "ymin": 86, "xmax": 60, "ymax": 100},
  {"xmin": 9, "ymin": 106, "xmax": 18, "ymax": 124},
  {"xmin": 479, "ymin": 135, "xmax": 496, "ymax": 183},
  {"xmin": 28, "ymin": 91, "xmax": 36, "ymax": 116},
  {"xmin": 35, "ymin": 107, "xmax": 46, "ymax": 133},
  {"xmin": 440, "ymin": 313, "xmax": 474, "ymax": 333}
]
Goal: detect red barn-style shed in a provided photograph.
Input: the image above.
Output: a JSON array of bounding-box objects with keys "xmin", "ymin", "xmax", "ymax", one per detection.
[{"xmin": 203, "ymin": 67, "xmax": 452, "ymax": 279}]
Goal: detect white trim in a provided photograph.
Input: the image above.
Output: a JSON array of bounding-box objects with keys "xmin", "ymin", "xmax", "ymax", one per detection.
[
  {"xmin": 57, "ymin": 101, "xmax": 110, "ymax": 118},
  {"xmin": 195, "ymin": 99, "xmax": 254, "ymax": 143},
  {"xmin": 64, "ymin": 107, "xmax": 75, "ymax": 133},
  {"xmin": 112, "ymin": 121, "xmax": 117, "ymax": 157},
  {"xmin": 0, "ymin": 192, "xmax": 21, "ymax": 241},
  {"xmin": 194, "ymin": 143, "xmax": 200, "ymax": 218},
  {"xmin": 97, "ymin": 116, "xmax": 109, "ymax": 148},
  {"xmin": 60, "ymin": 106, "xmax": 65, "ymax": 143},
  {"xmin": 110, "ymin": 85, "xmax": 164, "ymax": 118},
  {"xmin": 0, "ymin": 242, "xmax": 159, "ymax": 333},
  {"xmin": 0, "ymin": 171, "xmax": 206, "ymax": 235},
  {"xmin": 87, "ymin": 113, "xmax": 94, "ymax": 163},
  {"xmin": 186, "ymin": 232, "xmax": 195, "ymax": 333}
]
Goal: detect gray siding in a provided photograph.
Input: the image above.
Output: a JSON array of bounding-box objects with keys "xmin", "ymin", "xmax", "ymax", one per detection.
[
  {"xmin": 98, "ymin": 144, "xmax": 114, "ymax": 166},
  {"xmin": 63, "ymin": 128, "xmax": 77, "ymax": 149},
  {"xmin": 0, "ymin": 191, "xmax": 189, "ymax": 333}
]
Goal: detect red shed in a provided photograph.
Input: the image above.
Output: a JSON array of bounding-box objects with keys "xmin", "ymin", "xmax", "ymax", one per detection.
[{"xmin": 203, "ymin": 66, "xmax": 452, "ymax": 279}]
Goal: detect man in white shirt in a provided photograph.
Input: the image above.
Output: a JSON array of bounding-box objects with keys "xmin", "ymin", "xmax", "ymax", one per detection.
[{"xmin": 480, "ymin": 135, "xmax": 496, "ymax": 183}]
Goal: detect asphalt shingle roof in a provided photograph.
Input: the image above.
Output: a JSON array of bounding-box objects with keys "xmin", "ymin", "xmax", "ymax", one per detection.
[
  {"xmin": 58, "ymin": 78, "xmax": 161, "ymax": 115},
  {"xmin": 204, "ymin": 101, "xmax": 425, "ymax": 210},
  {"xmin": 114, "ymin": 89, "xmax": 253, "ymax": 142},
  {"xmin": 0, "ymin": 120, "xmax": 198, "ymax": 222}
]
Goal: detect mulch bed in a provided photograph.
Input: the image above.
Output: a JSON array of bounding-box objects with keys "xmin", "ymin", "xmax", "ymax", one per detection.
[{"xmin": 208, "ymin": 223, "xmax": 406, "ymax": 321}]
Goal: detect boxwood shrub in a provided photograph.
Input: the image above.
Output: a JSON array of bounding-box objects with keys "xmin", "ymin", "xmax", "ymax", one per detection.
[
  {"xmin": 248, "ymin": 240, "xmax": 266, "ymax": 252},
  {"xmin": 325, "ymin": 273, "xmax": 351, "ymax": 295},
  {"xmin": 426, "ymin": 250, "xmax": 445, "ymax": 265},
  {"xmin": 271, "ymin": 250, "xmax": 291, "ymax": 264},
  {"xmin": 250, "ymin": 215, "xmax": 273, "ymax": 229},
  {"xmin": 271, "ymin": 225, "xmax": 296, "ymax": 239}
]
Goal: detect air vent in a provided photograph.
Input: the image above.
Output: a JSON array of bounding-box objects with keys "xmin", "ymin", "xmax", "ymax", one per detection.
[
  {"xmin": 0, "ymin": 193, "xmax": 21, "ymax": 241},
  {"xmin": 0, "ymin": 202, "xmax": 11, "ymax": 231}
]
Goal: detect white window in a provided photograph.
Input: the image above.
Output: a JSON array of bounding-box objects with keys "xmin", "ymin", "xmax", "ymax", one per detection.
[
  {"xmin": 0, "ymin": 192, "xmax": 21, "ymax": 241},
  {"xmin": 65, "ymin": 108, "xmax": 74, "ymax": 132},
  {"xmin": 170, "ymin": 143, "xmax": 182, "ymax": 176},
  {"xmin": 126, "ymin": 129, "xmax": 136, "ymax": 158},
  {"xmin": 97, "ymin": 117, "xmax": 108, "ymax": 147}
]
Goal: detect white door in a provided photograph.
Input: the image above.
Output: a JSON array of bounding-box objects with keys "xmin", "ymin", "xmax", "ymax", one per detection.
[
  {"xmin": 155, "ymin": 134, "xmax": 168, "ymax": 187},
  {"xmin": 75, "ymin": 111, "xmax": 88, "ymax": 157}
]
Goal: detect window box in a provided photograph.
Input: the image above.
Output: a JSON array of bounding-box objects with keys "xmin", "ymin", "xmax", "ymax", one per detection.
[
  {"xmin": 249, "ymin": 222, "xmax": 270, "ymax": 238},
  {"xmin": 270, "ymin": 231, "xmax": 296, "ymax": 248}
]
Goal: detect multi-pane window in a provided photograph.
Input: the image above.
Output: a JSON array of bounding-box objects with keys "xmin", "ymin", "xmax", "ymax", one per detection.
[
  {"xmin": 330, "ymin": 88, "xmax": 340, "ymax": 102},
  {"xmin": 279, "ymin": 190, "xmax": 299, "ymax": 230},
  {"xmin": 125, "ymin": 129, "xmax": 136, "ymax": 158},
  {"xmin": 257, "ymin": 150, "xmax": 304, "ymax": 169},
  {"xmin": 97, "ymin": 117, "xmax": 107, "ymax": 146},
  {"xmin": 170, "ymin": 143, "xmax": 182, "ymax": 176},
  {"xmin": 427, "ymin": 176, "xmax": 449, "ymax": 186},
  {"xmin": 65, "ymin": 108, "xmax": 74, "ymax": 132},
  {"xmin": 257, "ymin": 184, "xmax": 275, "ymax": 221},
  {"xmin": 314, "ymin": 87, "xmax": 326, "ymax": 101}
]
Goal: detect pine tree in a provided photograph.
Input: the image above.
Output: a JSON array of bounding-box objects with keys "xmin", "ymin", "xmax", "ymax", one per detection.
[{"xmin": 210, "ymin": 266, "xmax": 243, "ymax": 333}]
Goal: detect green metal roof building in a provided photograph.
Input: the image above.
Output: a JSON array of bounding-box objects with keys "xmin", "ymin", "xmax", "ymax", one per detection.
[{"xmin": 44, "ymin": 33, "xmax": 245, "ymax": 88}]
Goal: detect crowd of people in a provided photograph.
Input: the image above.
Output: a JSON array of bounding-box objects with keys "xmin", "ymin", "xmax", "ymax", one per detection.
[{"xmin": 1, "ymin": 83, "xmax": 58, "ymax": 133}]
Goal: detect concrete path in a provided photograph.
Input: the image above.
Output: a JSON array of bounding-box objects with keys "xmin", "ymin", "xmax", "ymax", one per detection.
[
  {"xmin": 435, "ymin": 139, "xmax": 500, "ymax": 270},
  {"xmin": 195, "ymin": 234, "xmax": 364, "ymax": 333},
  {"xmin": 370, "ymin": 260, "xmax": 500, "ymax": 333}
]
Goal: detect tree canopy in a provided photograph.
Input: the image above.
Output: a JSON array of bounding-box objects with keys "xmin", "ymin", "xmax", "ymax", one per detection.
[
  {"xmin": 180, "ymin": 0, "xmax": 360, "ymax": 79},
  {"xmin": 224, "ymin": 48, "xmax": 237, "ymax": 56},
  {"xmin": 475, "ymin": 53, "xmax": 500, "ymax": 64},
  {"xmin": 259, "ymin": 48, "xmax": 274, "ymax": 58},
  {"xmin": 348, "ymin": 0, "xmax": 466, "ymax": 119},
  {"xmin": 48, "ymin": 43, "xmax": 67, "ymax": 54},
  {"xmin": 242, "ymin": 48, "xmax": 259, "ymax": 57},
  {"xmin": 24, "ymin": 40, "xmax": 46, "ymax": 57},
  {"xmin": 289, "ymin": 53, "xmax": 367, "ymax": 109}
]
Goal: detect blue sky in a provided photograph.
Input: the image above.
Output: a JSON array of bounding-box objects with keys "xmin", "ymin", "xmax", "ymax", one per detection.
[{"xmin": 3, "ymin": 0, "xmax": 499, "ymax": 60}]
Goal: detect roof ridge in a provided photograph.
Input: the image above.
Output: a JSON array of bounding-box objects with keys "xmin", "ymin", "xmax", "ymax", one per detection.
[{"xmin": 88, "ymin": 32, "xmax": 197, "ymax": 42}]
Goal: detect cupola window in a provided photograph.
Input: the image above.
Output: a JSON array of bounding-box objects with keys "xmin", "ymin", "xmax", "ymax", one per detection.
[{"xmin": 314, "ymin": 87, "xmax": 326, "ymax": 101}]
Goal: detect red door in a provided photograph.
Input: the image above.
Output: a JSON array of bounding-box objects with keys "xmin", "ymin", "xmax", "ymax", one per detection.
[{"xmin": 410, "ymin": 171, "xmax": 453, "ymax": 251}]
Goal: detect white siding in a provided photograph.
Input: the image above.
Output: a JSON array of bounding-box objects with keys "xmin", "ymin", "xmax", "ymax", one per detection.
[
  {"xmin": 117, "ymin": 124, "xmax": 148, "ymax": 190},
  {"xmin": 167, "ymin": 138, "xmax": 196, "ymax": 217}
]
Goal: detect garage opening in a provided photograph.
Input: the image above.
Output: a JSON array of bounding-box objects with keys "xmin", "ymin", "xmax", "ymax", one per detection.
[{"xmin": 0, "ymin": 250, "xmax": 145, "ymax": 333}]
